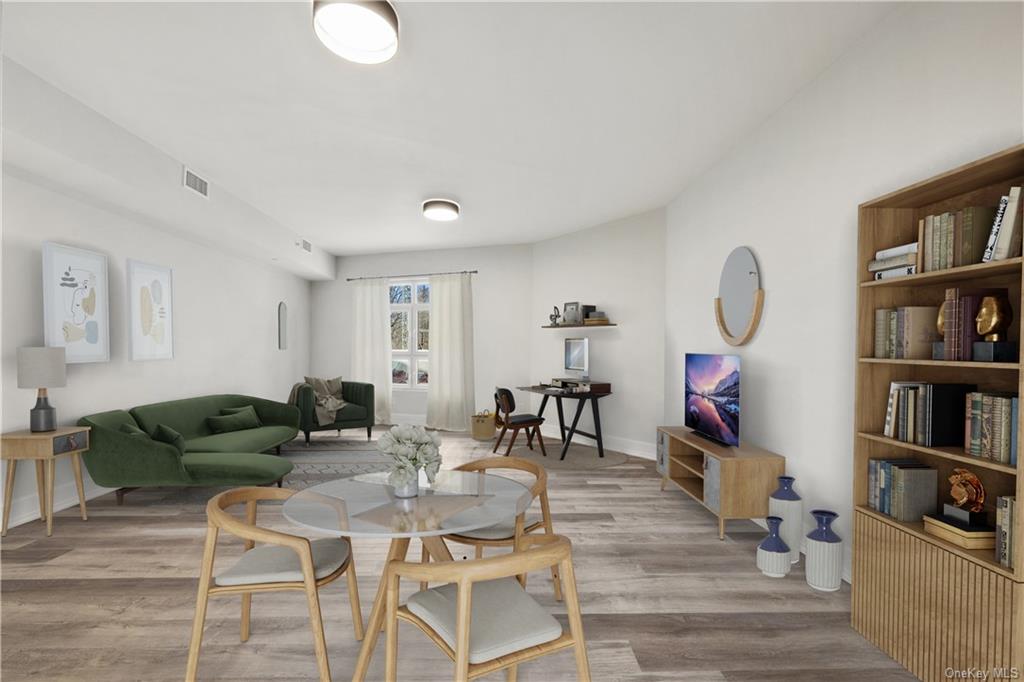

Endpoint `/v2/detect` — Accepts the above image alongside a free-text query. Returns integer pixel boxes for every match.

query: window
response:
[390,281,429,386]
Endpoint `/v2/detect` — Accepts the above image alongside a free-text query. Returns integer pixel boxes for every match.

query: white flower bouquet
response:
[377,425,442,492]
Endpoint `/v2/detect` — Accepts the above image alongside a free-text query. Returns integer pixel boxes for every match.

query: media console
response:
[657,426,785,539]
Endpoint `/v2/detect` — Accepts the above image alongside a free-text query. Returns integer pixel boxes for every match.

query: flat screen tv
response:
[684,353,740,446]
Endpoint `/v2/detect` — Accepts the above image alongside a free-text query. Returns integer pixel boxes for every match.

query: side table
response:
[1,426,91,536]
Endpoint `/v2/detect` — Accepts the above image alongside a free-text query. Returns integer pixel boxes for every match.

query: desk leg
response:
[555,397,566,443]
[71,453,88,521]
[537,394,549,419]
[45,458,55,537]
[559,400,587,461]
[421,535,454,562]
[35,461,46,520]
[591,397,605,458]
[2,460,17,537]
[352,537,410,682]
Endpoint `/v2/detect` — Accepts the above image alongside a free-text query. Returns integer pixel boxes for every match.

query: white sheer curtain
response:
[426,273,475,431]
[350,279,393,425]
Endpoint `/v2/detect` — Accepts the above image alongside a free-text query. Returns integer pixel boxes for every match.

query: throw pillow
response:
[207,409,260,434]
[220,405,262,426]
[304,375,345,400]
[119,423,148,438]
[152,423,186,454]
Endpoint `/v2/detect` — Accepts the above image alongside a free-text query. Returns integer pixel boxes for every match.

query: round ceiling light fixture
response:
[313,1,399,65]
[422,199,460,222]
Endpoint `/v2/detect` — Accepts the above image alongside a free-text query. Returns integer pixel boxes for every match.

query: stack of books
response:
[964,392,1018,465]
[584,311,610,325]
[981,186,1023,263]
[868,242,918,280]
[918,206,996,272]
[996,496,1016,568]
[873,306,939,359]
[884,381,975,446]
[923,514,996,550]
[867,458,937,522]
[941,287,986,361]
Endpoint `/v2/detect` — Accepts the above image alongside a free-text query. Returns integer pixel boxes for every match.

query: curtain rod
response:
[345,269,478,282]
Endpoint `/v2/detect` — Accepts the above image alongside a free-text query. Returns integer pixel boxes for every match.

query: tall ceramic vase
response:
[805,509,843,592]
[768,475,802,564]
[756,516,791,578]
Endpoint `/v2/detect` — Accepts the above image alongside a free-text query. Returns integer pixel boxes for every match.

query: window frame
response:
[390,279,430,390]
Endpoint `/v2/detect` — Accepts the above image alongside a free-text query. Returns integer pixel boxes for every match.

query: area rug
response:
[493,442,630,469]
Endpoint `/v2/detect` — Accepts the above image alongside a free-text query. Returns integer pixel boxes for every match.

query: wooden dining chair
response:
[185,487,364,682]
[420,456,561,600]
[386,534,589,682]
[493,388,546,457]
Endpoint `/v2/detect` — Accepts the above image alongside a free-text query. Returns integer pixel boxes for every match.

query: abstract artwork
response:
[128,259,173,360]
[42,242,110,364]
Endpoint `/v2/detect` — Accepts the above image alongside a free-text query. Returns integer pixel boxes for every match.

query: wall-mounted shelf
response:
[540,324,617,329]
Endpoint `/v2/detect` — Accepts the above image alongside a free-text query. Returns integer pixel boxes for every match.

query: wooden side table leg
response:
[70,453,88,520]
[352,537,410,682]
[45,458,55,537]
[718,517,725,540]
[2,460,18,537]
[35,461,46,520]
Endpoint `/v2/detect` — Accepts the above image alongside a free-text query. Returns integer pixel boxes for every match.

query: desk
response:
[517,385,612,460]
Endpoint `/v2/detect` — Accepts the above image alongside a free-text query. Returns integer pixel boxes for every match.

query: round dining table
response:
[283,470,533,682]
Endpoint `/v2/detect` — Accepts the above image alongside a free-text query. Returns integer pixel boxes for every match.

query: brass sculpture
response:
[948,468,985,513]
[976,295,1013,342]
[936,305,944,338]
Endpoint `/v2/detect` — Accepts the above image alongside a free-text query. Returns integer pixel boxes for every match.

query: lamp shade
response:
[17,347,66,388]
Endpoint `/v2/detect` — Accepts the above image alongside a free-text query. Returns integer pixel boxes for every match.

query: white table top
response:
[282,470,532,539]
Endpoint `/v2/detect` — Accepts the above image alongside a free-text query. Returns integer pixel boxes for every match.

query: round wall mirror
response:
[715,247,764,346]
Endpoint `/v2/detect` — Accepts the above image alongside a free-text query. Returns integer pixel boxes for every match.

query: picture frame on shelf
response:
[128,259,174,361]
[41,242,110,364]
[563,301,581,325]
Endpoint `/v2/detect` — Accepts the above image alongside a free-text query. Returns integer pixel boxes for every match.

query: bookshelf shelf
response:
[859,256,1022,288]
[853,144,1024,678]
[668,475,704,503]
[668,453,704,478]
[857,357,1020,370]
[857,432,1018,475]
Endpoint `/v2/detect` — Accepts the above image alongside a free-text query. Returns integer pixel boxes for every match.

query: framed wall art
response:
[128,259,174,360]
[42,242,110,363]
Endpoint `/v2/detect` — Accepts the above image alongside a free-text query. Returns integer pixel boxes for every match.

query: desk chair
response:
[494,388,546,457]
[185,487,364,682]
[385,534,590,682]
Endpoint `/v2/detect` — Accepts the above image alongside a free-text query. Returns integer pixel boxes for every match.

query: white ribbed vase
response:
[768,482,802,565]
[756,547,791,578]
[805,510,842,592]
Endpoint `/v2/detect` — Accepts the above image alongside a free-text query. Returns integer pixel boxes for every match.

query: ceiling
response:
[2,2,894,256]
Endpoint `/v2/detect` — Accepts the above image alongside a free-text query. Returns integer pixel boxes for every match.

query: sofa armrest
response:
[342,381,375,415]
[294,383,317,432]
[247,396,300,430]
[77,422,189,488]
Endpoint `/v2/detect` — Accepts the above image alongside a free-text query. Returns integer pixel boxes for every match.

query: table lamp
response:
[17,347,66,432]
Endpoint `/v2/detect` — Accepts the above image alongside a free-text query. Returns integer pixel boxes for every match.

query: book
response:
[874,308,894,358]
[961,206,998,265]
[944,212,955,269]
[874,265,917,280]
[982,393,995,459]
[923,514,996,550]
[997,496,1009,566]
[943,288,960,360]
[924,214,936,272]
[991,186,1022,261]
[982,195,1010,262]
[958,295,981,361]
[876,242,919,260]
[968,392,983,456]
[917,383,976,447]
[892,464,937,522]
[1012,396,1019,467]
[868,253,918,272]
[901,306,940,359]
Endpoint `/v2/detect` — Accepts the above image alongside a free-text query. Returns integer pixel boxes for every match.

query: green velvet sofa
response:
[296,381,375,444]
[78,394,299,503]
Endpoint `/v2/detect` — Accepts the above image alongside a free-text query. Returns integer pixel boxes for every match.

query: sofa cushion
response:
[152,424,186,454]
[334,403,368,423]
[214,538,349,586]
[181,452,292,486]
[81,409,139,432]
[207,409,261,434]
[131,395,245,439]
[119,423,149,438]
[406,577,563,664]
[220,405,263,426]
[184,425,296,453]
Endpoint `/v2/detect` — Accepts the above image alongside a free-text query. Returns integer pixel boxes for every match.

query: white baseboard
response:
[390,412,427,426]
[3,478,114,530]
[538,425,655,460]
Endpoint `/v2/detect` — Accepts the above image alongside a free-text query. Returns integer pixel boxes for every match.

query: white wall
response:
[663,2,1024,575]
[530,209,666,456]
[1,170,312,528]
[311,245,534,424]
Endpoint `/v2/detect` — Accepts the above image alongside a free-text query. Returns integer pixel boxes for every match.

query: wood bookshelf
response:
[852,145,1024,680]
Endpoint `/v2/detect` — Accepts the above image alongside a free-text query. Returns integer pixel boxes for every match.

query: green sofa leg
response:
[304,430,310,446]
[367,425,372,440]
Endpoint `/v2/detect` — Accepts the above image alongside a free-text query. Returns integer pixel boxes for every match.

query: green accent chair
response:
[295,381,375,445]
[79,395,299,504]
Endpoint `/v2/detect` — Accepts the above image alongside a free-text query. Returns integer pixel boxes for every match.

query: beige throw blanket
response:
[289,376,348,426]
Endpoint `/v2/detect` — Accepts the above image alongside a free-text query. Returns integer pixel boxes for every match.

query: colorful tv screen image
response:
[684,353,740,446]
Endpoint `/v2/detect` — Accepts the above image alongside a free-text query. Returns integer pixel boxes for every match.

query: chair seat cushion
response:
[508,414,542,426]
[451,517,543,541]
[214,538,350,587]
[184,426,296,453]
[182,452,293,486]
[406,577,563,664]
[333,403,368,423]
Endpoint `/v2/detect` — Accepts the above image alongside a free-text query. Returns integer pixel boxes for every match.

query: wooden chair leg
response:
[506,664,518,682]
[493,425,508,453]
[420,544,430,592]
[504,428,521,456]
[540,491,562,601]
[561,557,591,681]
[535,428,548,457]
[346,552,365,641]
[185,525,218,681]
[240,593,252,642]
[385,572,400,682]
[526,427,535,450]
[475,544,484,559]
[300,554,331,682]
[454,581,473,682]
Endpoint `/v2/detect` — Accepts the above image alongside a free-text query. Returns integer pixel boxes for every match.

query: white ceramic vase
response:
[805,510,843,592]
[768,476,802,565]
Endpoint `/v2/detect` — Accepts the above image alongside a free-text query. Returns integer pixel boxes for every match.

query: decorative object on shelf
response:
[16,347,66,432]
[42,242,110,363]
[805,509,842,592]
[278,301,288,350]
[128,260,174,361]
[769,476,802,564]
[948,467,985,513]
[715,246,764,346]
[377,424,441,498]
[563,301,582,325]
[549,306,561,326]
[973,294,1018,361]
[756,516,791,578]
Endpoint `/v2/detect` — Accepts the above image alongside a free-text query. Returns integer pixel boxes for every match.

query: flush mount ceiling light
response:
[313,1,399,65]
[422,199,460,222]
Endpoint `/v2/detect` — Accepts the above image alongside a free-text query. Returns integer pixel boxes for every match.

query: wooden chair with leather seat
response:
[385,534,590,682]
[185,487,364,682]
[493,388,546,457]
[420,456,562,600]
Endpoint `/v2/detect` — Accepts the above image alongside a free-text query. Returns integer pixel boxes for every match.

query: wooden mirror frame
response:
[714,289,764,346]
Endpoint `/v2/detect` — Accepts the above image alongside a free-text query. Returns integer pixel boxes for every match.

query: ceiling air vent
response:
[297,239,312,253]
[182,167,209,198]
